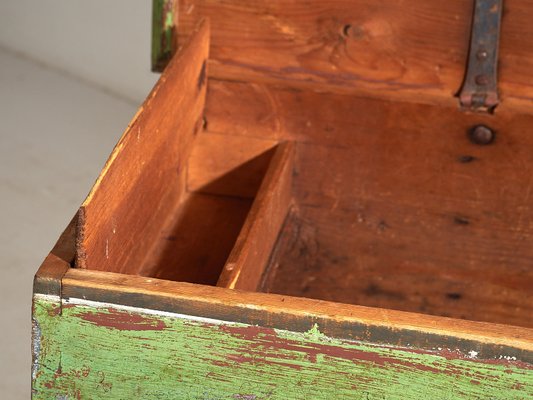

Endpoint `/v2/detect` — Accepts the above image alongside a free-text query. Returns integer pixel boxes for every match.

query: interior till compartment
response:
[205,80,533,329]
[75,22,532,329]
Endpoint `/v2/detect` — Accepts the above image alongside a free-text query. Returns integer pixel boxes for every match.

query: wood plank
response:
[60,268,533,355]
[136,134,287,283]
[204,80,533,327]
[263,204,533,328]
[204,79,533,147]
[33,254,70,298]
[187,132,278,198]
[51,213,77,263]
[217,142,295,291]
[32,290,533,399]
[177,0,533,112]
[76,20,210,274]
[137,192,252,284]
[33,215,77,296]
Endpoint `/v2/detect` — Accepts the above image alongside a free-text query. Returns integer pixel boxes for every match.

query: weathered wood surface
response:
[151,0,178,71]
[217,142,294,291]
[33,216,76,296]
[138,135,291,284]
[76,20,209,274]
[58,268,533,356]
[204,80,533,328]
[32,3,533,398]
[138,192,252,284]
[187,132,278,198]
[176,0,533,112]
[32,265,533,399]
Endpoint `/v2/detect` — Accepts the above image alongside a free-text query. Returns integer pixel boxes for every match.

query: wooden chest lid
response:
[157,0,533,113]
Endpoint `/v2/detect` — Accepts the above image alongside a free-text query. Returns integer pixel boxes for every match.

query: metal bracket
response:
[458,0,503,113]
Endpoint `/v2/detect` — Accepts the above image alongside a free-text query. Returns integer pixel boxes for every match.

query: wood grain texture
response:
[177,0,533,112]
[137,192,252,284]
[76,20,210,274]
[205,80,533,328]
[33,215,77,296]
[136,134,289,283]
[187,132,278,198]
[32,293,533,399]
[60,268,533,355]
[50,214,77,263]
[33,254,70,298]
[32,2,533,397]
[217,142,294,290]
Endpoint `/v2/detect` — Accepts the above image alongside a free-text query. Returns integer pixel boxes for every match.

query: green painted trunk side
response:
[32,295,532,399]
[152,0,175,72]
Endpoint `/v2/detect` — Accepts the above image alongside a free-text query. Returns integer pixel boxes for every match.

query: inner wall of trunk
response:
[138,144,277,284]
[204,80,533,328]
[139,192,252,284]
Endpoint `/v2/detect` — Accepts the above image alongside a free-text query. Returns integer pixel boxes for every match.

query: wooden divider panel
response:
[76,20,210,274]
[217,142,295,291]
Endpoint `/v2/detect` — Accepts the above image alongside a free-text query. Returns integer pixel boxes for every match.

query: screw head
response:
[469,125,495,145]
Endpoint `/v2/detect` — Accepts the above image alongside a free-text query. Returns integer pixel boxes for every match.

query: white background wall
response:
[0,0,158,103]
[0,2,160,398]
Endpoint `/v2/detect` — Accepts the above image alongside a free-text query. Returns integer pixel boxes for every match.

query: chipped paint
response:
[469,350,479,359]
[61,295,230,326]
[151,0,176,72]
[306,323,326,339]
[31,317,41,381]
[32,295,533,399]
[227,268,242,289]
[74,307,168,331]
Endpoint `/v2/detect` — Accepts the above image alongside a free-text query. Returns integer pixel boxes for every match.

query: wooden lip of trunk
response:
[35,11,532,381]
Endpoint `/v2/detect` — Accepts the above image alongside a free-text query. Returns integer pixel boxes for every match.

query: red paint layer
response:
[220,325,443,374]
[76,308,168,331]
[218,324,530,381]
[226,354,302,370]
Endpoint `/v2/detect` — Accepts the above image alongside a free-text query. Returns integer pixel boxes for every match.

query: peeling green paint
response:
[152,0,175,72]
[32,295,532,399]
[306,323,326,339]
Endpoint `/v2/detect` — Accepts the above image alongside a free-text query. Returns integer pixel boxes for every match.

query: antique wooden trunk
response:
[32,1,533,398]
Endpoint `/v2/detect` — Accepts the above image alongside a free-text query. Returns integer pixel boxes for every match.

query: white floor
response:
[0,47,140,398]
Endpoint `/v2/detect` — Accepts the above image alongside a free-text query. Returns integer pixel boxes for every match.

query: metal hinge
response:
[458,0,503,113]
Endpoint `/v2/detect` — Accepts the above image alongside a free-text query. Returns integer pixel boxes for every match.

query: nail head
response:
[476,49,488,61]
[469,125,495,145]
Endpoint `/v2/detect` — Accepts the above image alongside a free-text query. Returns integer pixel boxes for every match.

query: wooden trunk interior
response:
[204,80,533,329]
[75,12,532,331]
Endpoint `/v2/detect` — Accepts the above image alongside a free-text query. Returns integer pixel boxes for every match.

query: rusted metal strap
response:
[458,0,503,113]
